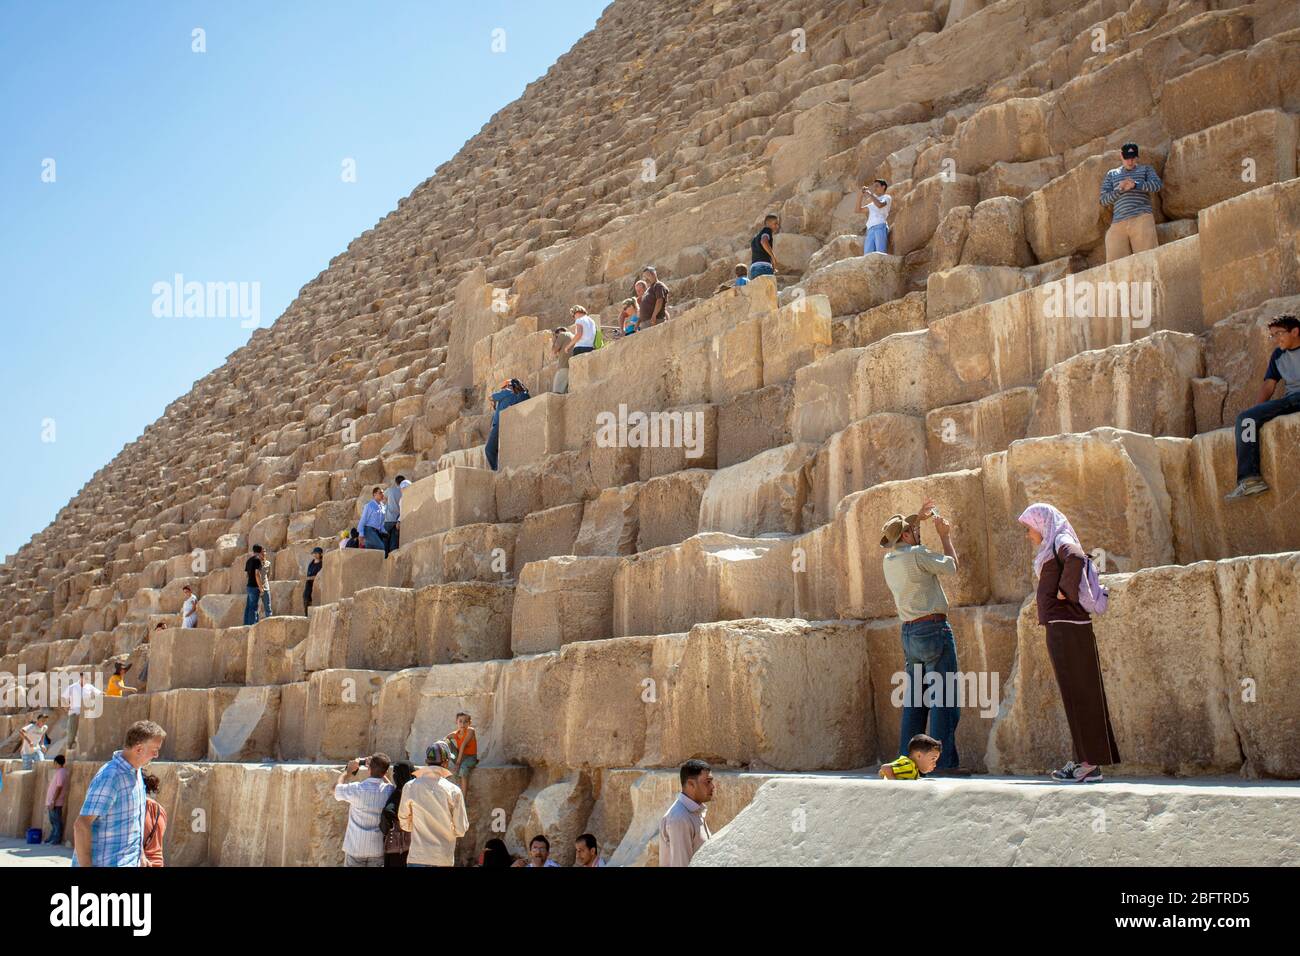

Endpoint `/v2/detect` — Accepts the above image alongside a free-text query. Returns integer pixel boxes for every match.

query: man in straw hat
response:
[879,499,963,773]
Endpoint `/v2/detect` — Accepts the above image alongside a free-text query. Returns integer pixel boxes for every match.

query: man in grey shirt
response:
[880,499,962,772]
[1227,315,1300,499]
[384,475,410,555]
[1099,142,1163,262]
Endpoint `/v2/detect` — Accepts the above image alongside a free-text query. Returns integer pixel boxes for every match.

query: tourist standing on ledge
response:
[73,719,167,867]
[484,378,531,471]
[568,304,598,356]
[857,179,892,255]
[637,266,670,328]
[303,547,324,612]
[61,671,101,755]
[1099,142,1162,262]
[243,543,269,625]
[20,712,48,770]
[399,741,468,867]
[141,772,167,867]
[659,758,714,867]
[1226,314,1300,500]
[879,500,962,772]
[181,584,198,628]
[749,214,780,279]
[1018,503,1120,784]
[384,475,409,555]
[551,325,575,392]
[617,296,639,336]
[359,487,388,552]
[45,754,69,844]
[335,753,394,867]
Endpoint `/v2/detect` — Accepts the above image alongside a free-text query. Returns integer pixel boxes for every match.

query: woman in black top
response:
[303,547,323,612]
[1018,503,1120,783]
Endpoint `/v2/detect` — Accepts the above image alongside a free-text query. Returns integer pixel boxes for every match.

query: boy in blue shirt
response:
[1227,314,1300,499]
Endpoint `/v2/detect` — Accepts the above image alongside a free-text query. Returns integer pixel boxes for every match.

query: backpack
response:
[1059,547,1109,615]
[593,326,606,350]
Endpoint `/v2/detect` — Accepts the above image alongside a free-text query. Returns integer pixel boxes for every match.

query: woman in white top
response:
[568,305,598,356]
[857,179,892,255]
[181,585,198,628]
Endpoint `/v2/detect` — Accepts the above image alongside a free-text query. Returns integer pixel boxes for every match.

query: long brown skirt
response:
[1045,621,1121,766]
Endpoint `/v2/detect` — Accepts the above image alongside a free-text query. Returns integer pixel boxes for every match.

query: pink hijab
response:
[1018,503,1082,578]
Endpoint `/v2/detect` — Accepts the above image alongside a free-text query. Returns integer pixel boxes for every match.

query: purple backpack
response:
[1076,551,1110,615]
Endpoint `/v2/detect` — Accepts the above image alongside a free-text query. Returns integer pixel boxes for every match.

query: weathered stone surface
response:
[699,443,816,538]
[414,582,513,665]
[511,556,620,655]
[809,414,927,527]
[799,255,906,316]
[1163,110,1298,219]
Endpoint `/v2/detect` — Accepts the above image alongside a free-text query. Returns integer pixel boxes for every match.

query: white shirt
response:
[866,192,891,228]
[574,314,597,348]
[398,768,468,866]
[62,681,102,716]
[20,722,47,755]
[182,595,198,624]
[658,793,711,867]
[334,776,395,860]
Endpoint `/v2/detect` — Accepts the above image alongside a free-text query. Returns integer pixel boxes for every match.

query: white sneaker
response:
[1225,477,1269,501]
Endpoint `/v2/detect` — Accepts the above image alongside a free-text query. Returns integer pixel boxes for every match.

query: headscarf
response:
[1018,503,1082,578]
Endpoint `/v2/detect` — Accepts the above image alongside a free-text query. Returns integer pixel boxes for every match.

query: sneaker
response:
[1049,761,1079,781]
[1076,765,1104,783]
[1225,477,1269,501]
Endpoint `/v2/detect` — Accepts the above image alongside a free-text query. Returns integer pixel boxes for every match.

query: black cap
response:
[311,547,323,554]
[1121,143,1139,158]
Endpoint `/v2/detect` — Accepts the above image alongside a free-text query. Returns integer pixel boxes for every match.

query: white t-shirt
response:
[574,314,597,348]
[182,594,198,623]
[20,722,47,754]
[866,193,891,229]
[63,681,101,715]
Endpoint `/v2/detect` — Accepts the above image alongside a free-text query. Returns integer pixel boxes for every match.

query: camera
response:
[354,757,368,768]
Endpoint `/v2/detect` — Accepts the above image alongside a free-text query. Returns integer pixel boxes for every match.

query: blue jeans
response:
[244,586,261,626]
[864,224,889,254]
[363,527,387,551]
[898,620,961,770]
[384,521,399,555]
[1234,393,1300,481]
[485,422,500,471]
[22,751,44,771]
[748,261,774,279]
[47,807,64,844]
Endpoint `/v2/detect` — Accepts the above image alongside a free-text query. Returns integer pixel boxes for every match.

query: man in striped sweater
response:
[1099,142,1163,262]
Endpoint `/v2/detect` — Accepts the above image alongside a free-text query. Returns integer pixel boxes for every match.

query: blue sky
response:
[0,0,609,561]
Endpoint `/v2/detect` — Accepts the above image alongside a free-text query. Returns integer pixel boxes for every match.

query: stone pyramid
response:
[3,0,1300,866]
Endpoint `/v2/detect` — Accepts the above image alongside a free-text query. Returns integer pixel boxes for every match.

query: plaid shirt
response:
[75,751,144,867]
[335,776,394,860]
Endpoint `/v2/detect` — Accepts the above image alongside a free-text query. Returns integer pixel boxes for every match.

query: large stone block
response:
[246,617,309,686]
[304,669,386,761]
[208,685,282,761]
[1163,110,1298,219]
[760,294,832,385]
[511,556,620,655]
[414,582,513,665]
[1198,179,1300,326]
[716,383,793,469]
[925,264,1031,322]
[891,173,980,257]
[386,523,518,590]
[636,404,718,478]
[810,413,928,527]
[926,388,1035,474]
[402,467,497,541]
[699,443,816,538]
[1160,37,1300,140]
[346,586,416,670]
[498,392,566,471]
[514,502,585,568]
[953,97,1051,174]
[573,484,640,557]
[196,594,245,629]
[636,469,712,552]
[149,689,210,760]
[314,547,385,605]
[799,255,906,316]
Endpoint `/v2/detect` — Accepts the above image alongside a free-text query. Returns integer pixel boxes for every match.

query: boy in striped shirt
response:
[1099,143,1163,262]
[880,734,943,780]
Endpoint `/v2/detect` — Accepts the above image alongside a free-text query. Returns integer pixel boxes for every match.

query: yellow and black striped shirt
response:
[884,755,920,780]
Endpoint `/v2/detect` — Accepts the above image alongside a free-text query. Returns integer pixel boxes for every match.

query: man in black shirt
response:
[749,214,780,279]
[243,544,267,626]
[304,547,324,613]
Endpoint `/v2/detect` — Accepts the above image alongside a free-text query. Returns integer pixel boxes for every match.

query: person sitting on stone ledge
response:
[341,527,360,549]
[617,297,639,336]
[715,264,750,295]
[574,832,606,867]
[478,837,513,867]
[658,758,714,867]
[551,326,575,393]
[880,500,962,773]
[1099,142,1162,263]
[444,711,478,802]
[335,752,394,867]
[879,733,942,780]
[637,266,670,329]
[106,661,138,697]
[1226,314,1300,500]
[512,833,560,867]
[180,584,197,628]
[858,179,892,255]
[749,214,780,279]
[485,378,531,471]
[360,487,389,552]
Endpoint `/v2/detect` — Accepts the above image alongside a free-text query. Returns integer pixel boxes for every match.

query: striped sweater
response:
[1099,164,1163,222]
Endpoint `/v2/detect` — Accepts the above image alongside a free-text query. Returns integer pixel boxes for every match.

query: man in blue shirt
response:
[1227,315,1300,500]
[73,719,166,867]
[1099,143,1163,262]
[359,486,388,552]
[485,379,530,471]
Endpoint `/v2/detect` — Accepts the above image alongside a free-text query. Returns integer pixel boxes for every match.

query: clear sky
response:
[0,0,609,562]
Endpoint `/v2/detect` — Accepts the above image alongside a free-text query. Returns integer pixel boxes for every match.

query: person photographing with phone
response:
[857,179,891,255]
[879,498,964,773]
[333,753,394,867]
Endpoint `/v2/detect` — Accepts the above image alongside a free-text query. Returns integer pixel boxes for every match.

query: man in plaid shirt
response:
[73,719,167,867]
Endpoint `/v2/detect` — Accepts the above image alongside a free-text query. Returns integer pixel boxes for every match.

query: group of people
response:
[356,475,411,554]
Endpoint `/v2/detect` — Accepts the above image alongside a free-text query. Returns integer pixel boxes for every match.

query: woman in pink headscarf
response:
[1018,503,1120,783]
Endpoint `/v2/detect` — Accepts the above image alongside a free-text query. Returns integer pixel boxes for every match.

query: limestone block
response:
[1028,330,1204,439]
[207,763,347,866]
[800,255,905,316]
[498,392,566,471]
[373,661,507,768]
[925,264,1031,322]
[926,387,1035,474]
[149,626,219,691]
[304,669,386,761]
[982,428,1175,603]
[773,233,822,273]
[314,547,385,605]
[637,404,718,479]
[574,485,640,557]
[953,97,1051,174]
[386,524,518,590]
[276,682,309,759]
[810,413,928,527]
[414,582,514,665]
[716,383,792,469]
[511,556,621,655]
[457,765,531,866]
[760,294,832,386]
[1163,110,1298,219]
[1044,51,1155,153]
[207,685,282,761]
[245,617,309,686]
[636,469,713,553]
[296,471,332,510]
[977,156,1064,202]
[699,443,816,538]
[514,502,585,568]
[250,513,289,552]
[505,770,595,865]
[402,467,497,541]
[1198,179,1300,326]
[78,693,151,760]
[960,196,1034,267]
[891,173,980,257]
[1160,38,1300,140]
[346,586,416,670]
